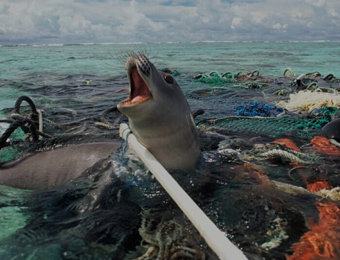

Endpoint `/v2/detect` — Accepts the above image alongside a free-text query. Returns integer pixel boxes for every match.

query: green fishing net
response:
[195,71,241,85]
[0,128,25,163]
[198,116,330,140]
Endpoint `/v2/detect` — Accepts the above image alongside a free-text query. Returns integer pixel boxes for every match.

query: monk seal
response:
[0,55,199,189]
[117,54,200,171]
[0,142,120,190]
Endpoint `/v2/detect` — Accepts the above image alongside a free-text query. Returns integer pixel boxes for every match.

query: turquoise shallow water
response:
[1,42,340,78]
[1,41,339,111]
[0,41,338,124]
[1,42,340,259]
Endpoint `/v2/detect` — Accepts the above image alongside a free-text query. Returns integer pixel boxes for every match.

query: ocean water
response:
[1,41,340,259]
[1,41,340,110]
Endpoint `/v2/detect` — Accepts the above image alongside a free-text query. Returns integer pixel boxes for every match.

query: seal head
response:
[117,55,200,171]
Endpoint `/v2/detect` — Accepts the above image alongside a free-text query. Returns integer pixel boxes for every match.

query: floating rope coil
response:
[259,149,315,164]
[283,68,295,77]
[0,96,52,162]
[0,118,39,149]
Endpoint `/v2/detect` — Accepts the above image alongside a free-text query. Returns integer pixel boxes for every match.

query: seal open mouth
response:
[121,67,152,106]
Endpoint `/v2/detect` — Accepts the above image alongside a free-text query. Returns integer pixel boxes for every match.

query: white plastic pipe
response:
[37,109,43,132]
[119,123,248,260]
[0,122,9,136]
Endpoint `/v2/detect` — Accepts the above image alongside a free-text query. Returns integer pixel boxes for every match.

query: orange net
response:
[311,136,340,156]
[306,180,333,192]
[273,138,301,152]
[233,162,269,184]
[287,202,340,260]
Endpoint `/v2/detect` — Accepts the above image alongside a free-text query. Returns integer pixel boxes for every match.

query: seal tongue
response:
[130,69,151,103]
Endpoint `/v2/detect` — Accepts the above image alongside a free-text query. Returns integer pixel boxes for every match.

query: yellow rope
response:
[277,90,340,112]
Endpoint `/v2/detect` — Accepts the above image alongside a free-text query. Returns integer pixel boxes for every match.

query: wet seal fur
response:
[117,54,200,171]
[322,118,340,141]
[0,142,120,190]
[0,55,199,190]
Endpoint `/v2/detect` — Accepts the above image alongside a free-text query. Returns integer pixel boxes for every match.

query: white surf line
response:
[119,123,248,260]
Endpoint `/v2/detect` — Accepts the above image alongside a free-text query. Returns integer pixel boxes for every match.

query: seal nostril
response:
[136,55,151,76]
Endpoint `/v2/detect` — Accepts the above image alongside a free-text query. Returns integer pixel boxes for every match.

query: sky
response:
[0,0,339,44]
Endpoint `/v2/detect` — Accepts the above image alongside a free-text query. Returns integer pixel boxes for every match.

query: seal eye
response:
[164,74,174,84]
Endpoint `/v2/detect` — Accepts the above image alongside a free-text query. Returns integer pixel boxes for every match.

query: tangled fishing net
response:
[193,68,340,259]
[277,90,340,112]
[2,67,340,260]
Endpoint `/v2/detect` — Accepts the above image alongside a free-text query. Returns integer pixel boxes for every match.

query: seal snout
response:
[118,55,153,107]
[136,55,151,77]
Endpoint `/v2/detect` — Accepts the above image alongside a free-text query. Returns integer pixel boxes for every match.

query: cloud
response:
[305,0,325,7]
[272,23,288,32]
[0,0,339,44]
[231,17,243,30]
[115,1,166,38]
